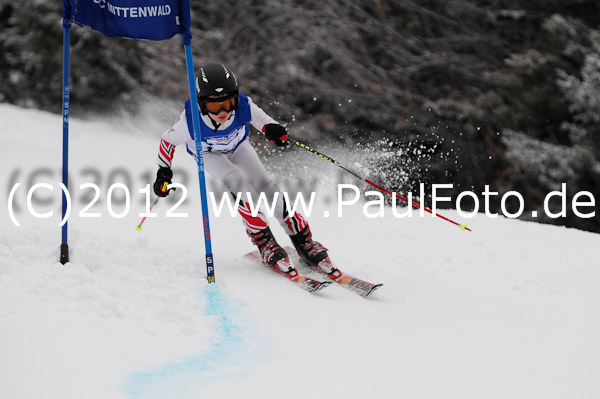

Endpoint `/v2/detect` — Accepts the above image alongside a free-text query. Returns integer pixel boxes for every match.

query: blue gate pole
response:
[183,43,216,283]
[60,25,71,265]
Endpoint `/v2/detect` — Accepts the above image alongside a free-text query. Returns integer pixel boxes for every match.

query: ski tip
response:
[361,283,383,298]
[309,281,332,293]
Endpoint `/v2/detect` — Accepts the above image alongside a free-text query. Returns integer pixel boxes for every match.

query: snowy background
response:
[1,104,599,399]
[2,1,600,232]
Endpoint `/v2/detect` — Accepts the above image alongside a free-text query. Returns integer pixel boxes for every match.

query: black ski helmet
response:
[196,62,239,115]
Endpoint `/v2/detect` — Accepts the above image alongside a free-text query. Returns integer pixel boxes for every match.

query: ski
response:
[325,268,383,298]
[244,251,332,293]
[284,247,383,298]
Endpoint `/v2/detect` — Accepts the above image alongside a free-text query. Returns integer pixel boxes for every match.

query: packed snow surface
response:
[1,104,599,399]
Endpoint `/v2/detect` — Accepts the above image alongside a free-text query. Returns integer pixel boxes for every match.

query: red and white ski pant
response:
[203,139,308,235]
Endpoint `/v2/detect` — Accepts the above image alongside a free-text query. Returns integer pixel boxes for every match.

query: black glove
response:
[264,123,289,147]
[153,167,173,197]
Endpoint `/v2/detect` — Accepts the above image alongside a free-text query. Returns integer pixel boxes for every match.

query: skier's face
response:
[209,109,233,124]
[206,93,235,124]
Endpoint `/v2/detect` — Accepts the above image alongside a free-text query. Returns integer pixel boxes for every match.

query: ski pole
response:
[288,137,471,232]
[135,196,160,231]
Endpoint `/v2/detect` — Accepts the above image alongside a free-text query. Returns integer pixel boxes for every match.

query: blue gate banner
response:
[62,0,191,42]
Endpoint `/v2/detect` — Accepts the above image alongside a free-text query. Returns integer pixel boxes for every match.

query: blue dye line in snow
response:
[123,284,267,399]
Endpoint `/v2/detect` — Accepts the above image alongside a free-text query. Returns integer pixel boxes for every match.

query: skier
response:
[152,62,333,275]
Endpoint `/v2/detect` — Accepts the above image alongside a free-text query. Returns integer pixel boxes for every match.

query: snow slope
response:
[1,104,599,399]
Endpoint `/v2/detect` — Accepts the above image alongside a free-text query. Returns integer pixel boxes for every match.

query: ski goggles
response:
[202,93,238,115]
